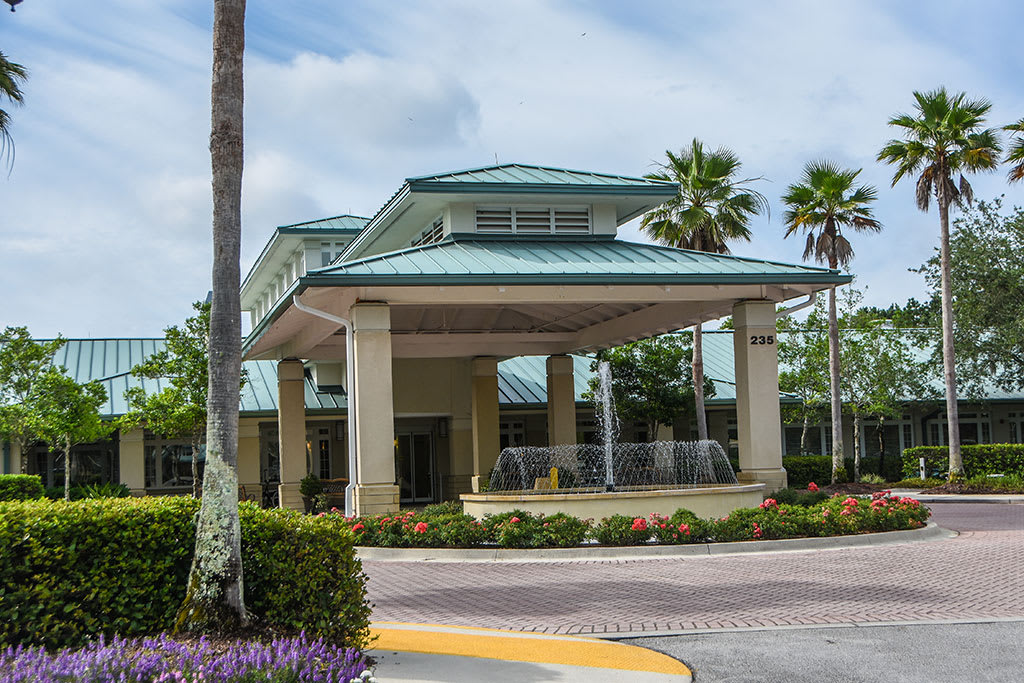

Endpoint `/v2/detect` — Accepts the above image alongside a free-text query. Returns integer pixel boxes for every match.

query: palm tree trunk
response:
[828,285,844,482]
[693,323,708,440]
[938,197,963,478]
[176,0,248,634]
[852,412,861,482]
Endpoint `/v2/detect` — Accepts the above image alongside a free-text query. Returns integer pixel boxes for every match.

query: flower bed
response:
[0,632,371,683]
[329,490,929,549]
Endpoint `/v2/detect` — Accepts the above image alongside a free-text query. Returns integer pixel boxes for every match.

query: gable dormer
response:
[240,215,368,328]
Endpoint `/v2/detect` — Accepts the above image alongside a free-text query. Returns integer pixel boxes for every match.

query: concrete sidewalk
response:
[367,622,692,682]
[891,489,1024,504]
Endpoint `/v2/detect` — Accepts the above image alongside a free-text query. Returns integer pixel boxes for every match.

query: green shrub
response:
[771,487,829,507]
[891,477,945,489]
[0,474,44,501]
[903,444,1024,479]
[592,514,653,546]
[538,512,591,547]
[0,497,370,650]
[650,509,709,544]
[298,473,323,497]
[420,500,463,517]
[484,510,546,548]
[783,456,832,488]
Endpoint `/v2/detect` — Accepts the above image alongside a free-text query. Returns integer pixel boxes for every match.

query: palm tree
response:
[782,161,880,483]
[0,50,28,171]
[1005,118,1024,183]
[642,139,768,441]
[877,88,1001,479]
[175,0,248,634]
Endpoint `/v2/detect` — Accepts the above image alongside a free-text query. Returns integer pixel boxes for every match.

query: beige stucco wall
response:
[461,484,766,521]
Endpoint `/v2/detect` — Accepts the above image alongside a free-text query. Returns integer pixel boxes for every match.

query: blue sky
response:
[2,0,1022,337]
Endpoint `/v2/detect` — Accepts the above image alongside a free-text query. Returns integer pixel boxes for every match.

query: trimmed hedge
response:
[782,455,903,487]
[0,474,44,501]
[0,497,370,650]
[902,444,1024,479]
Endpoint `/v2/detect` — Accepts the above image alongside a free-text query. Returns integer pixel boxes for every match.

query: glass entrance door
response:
[396,432,435,503]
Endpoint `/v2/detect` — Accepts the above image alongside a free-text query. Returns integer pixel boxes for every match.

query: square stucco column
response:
[470,357,499,492]
[352,303,400,515]
[119,427,146,496]
[733,300,787,491]
[277,358,307,510]
[546,355,577,447]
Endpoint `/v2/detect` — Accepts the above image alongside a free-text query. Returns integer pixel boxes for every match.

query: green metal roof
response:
[277,215,369,233]
[312,235,850,286]
[406,164,678,195]
[497,355,593,405]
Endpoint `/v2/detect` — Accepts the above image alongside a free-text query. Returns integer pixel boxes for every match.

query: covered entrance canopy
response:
[242,233,850,514]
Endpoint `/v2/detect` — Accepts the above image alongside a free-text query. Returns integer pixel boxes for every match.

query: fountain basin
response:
[461,482,766,521]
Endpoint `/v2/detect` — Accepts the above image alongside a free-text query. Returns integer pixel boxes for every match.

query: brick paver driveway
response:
[363,503,1024,635]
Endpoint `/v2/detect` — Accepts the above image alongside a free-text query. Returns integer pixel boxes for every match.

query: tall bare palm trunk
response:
[938,196,963,477]
[176,0,248,634]
[828,285,844,482]
[852,412,861,481]
[693,322,708,440]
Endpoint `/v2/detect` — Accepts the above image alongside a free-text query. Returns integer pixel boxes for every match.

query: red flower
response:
[352,523,365,532]
[414,522,429,533]
[759,498,778,509]
[631,517,647,531]
[678,523,690,535]
[807,482,819,492]
[510,517,521,524]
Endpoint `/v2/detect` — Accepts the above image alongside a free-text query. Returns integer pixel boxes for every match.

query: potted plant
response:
[299,473,323,513]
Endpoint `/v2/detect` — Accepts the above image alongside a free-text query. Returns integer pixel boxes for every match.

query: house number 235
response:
[750,335,775,345]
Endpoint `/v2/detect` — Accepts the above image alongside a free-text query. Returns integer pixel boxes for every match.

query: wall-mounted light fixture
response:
[438,418,448,439]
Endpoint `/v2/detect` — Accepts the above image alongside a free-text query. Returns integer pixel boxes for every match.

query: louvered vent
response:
[476,207,514,233]
[475,206,591,235]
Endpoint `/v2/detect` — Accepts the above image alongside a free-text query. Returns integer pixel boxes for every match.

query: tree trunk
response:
[937,196,963,478]
[693,323,708,440]
[877,417,886,479]
[828,285,844,482]
[63,437,72,501]
[852,412,861,482]
[176,0,248,635]
[800,411,811,455]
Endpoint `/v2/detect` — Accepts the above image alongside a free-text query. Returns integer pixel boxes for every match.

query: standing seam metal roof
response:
[405,163,677,188]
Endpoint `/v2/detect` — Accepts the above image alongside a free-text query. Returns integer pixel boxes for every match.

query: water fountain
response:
[460,361,765,520]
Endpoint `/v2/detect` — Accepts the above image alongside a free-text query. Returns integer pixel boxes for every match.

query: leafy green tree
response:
[782,160,881,482]
[0,50,27,171]
[777,302,830,455]
[176,0,249,635]
[123,302,212,498]
[878,87,1002,479]
[836,288,934,480]
[589,335,711,441]
[918,198,1024,396]
[0,327,66,473]
[1005,118,1024,183]
[641,139,767,442]
[32,371,111,500]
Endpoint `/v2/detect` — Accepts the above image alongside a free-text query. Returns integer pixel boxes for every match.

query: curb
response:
[904,495,1024,504]
[356,521,954,563]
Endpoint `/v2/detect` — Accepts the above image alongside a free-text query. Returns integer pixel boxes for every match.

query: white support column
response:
[277,358,307,510]
[546,355,577,446]
[351,303,400,515]
[733,300,787,491]
[119,427,146,495]
[470,357,499,492]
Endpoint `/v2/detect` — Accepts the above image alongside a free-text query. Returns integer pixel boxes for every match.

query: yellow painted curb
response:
[370,623,691,676]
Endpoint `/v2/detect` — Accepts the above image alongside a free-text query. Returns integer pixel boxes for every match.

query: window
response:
[411,216,444,247]
[27,439,118,489]
[145,432,205,489]
[926,413,991,446]
[475,206,591,235]
[320,241,347,267]
[499,421,526,450]
[1008,413,1024,443]
[860,416,914,459]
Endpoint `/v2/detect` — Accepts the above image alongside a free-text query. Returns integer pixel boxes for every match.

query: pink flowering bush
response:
[592,514,655,546]
[651,509,709,544]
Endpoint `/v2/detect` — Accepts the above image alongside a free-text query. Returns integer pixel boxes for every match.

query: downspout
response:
[292,295,358,517]
[775,291,817,320]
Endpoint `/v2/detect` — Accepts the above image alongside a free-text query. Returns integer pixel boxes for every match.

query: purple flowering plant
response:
[0,632,370,683]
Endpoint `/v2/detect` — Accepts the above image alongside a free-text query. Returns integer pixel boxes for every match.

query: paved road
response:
[363,503,1024,635]
[631,621,1024,683]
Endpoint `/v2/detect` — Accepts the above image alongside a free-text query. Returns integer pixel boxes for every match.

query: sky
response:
[2,0,1023,338]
